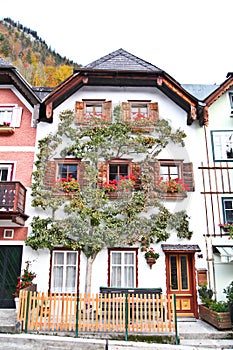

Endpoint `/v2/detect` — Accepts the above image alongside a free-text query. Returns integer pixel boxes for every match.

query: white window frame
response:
[211,130,233,161]
[222,197,233,224]
[3,229,14,239]
[0,104,22,128]
[110,250,136,288]
[51,250,78,293]
[0,163,13,181]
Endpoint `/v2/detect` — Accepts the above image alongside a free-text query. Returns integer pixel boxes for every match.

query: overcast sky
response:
[1,0,233,84]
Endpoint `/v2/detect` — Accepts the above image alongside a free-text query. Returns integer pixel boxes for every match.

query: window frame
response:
[211,130,233,162]
[3,229,14,239]
[158,160,183,180]
[108,248,138,288]
[0,104,22,128]
[0,163,14,181]
[55,159,80,182]
[50,250,79,293]
[222,197,233,224]
[108,160,130,183]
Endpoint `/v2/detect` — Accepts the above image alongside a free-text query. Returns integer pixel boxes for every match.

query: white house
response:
[22,49,231,319]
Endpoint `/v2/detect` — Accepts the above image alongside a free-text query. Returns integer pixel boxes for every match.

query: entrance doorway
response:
[165,252,198,318]
[0,245,22,308]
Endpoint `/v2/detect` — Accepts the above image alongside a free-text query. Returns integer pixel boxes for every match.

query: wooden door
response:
[0,245,22,308]
[166,253,197,317]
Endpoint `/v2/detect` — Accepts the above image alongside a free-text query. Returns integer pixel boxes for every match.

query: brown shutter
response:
[75,101,84,124]
[79,161,89,187]
[103,101,112,122]
[44,161,56,189]
[98,161,108,188]
[149,102,159,122]
[130,162,141,190]
[149,161,160,190]
[183,162,195,192]
[121,102,131,123]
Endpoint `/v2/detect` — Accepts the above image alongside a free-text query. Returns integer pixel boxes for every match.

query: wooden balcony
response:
[0,181,29,226]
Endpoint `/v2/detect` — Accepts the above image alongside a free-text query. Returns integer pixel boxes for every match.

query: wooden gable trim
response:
[204,77,233,107]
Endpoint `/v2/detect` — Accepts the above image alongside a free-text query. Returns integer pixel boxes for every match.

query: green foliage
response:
[209,301,228,313]
[26,109,193,261]
[223,280,233,304]
[198,285,214,307]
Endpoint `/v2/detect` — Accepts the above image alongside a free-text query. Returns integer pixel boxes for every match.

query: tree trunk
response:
[85,255,97,295]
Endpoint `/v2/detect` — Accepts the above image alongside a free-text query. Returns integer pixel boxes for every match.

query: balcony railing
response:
[0,181,28,226]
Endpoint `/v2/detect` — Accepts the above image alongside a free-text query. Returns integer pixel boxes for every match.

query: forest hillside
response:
[0,18,81,87]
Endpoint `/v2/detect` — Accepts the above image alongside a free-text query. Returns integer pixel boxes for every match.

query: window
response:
[131,102,148,121]
[0,104,22,127]
[58,163,78,180]
[3,229,14,239]
[211,130,233,161]
[51,251,78,293]
[222,198,233,223]
[160,164,179,180]
[155,160,194,193]
[0,164,13,181]
[229,93,233,109]
[110,250,136,288]
[75,100,112,124]
[109,163,129,182]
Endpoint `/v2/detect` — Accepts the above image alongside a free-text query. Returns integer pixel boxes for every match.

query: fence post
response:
[24,291,31,333]
[174,294,178,345]
[125,293,128,341]
[75,293,79,338]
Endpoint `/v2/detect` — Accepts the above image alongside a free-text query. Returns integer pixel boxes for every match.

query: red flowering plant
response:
[218,222,233,239]
[144,247,160,260]
[13,261,36,297]
[83,113,107,124]
[0,121,11,127]
[57,177,80,193]
[156,177,189,193]
[131,113,153,126]
[103,174,136,193]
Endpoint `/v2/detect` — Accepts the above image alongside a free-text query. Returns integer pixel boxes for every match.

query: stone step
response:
[180,338,233,349]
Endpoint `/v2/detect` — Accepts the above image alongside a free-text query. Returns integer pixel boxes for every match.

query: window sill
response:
[131,125,154,133]
[0,127,15,135]
[159,192,187,200]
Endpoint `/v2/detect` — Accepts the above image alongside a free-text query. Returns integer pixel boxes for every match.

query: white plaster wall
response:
[33,85,209,294]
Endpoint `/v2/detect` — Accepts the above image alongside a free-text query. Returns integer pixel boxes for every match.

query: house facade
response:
[24,49,213,319]
[198,76,233,301]
[0,57,41,307]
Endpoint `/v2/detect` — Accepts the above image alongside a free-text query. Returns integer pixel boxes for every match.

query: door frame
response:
[162,245,200,318]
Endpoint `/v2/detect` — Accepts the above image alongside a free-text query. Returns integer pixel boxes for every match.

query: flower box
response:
[131,125,155,133]
[199,305,232,330]
[160,192,187,200]
[0,126,14,135]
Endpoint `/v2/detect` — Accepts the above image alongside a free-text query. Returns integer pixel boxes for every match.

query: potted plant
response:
[223,281,233,323]
[156,177,189,193]
[57,177,80,193]
[13,260,37,310]
[218,223,233,239]
[198,284,232,329]
[145,247,160,269]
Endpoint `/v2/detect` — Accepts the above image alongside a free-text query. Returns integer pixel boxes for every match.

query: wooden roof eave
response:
[204,76,233,107]
[0,68,41,106]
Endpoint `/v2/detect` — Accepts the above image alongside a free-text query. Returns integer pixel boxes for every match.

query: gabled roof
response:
[42,49,201,125]
[203,74,233,106]
[0,56,41,107]
[84,48,162,72]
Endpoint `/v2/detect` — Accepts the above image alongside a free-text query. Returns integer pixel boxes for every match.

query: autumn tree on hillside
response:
[26,109,192,294]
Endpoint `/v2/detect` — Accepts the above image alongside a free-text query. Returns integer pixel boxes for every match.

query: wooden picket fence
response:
[17,291,176,335]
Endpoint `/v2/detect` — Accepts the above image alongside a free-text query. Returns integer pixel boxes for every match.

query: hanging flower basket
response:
[144,247,159,269]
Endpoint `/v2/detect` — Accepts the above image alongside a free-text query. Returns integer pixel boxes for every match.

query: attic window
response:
[0,104,22,128]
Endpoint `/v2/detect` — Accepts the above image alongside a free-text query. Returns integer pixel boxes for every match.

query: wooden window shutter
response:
[44,161,56,189]
[149,161,160,189]
[130,162,141,190]
[11,106,22,127]
[98,161,108,188]
[121,102,131,123]
[103,101,112,122]
[79,161,89,187]
[149,102,159,122]
[75,101,85,124]
[183,162,195,192]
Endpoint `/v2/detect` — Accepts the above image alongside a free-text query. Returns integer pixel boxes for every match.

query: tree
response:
[26,109,192,294]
